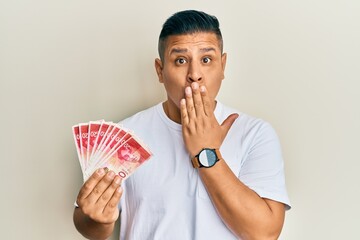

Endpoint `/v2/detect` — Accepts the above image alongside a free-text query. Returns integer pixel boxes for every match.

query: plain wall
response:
[1,1,359,239]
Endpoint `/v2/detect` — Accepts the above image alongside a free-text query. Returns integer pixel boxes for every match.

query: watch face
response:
[198,149,217,167]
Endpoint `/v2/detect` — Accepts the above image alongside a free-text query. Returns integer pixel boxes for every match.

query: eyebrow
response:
[169,47,217,55]
[200,47,216,53]
[170,48,188,55]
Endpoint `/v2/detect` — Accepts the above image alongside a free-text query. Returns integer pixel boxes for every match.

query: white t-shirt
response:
[119,102,291,240]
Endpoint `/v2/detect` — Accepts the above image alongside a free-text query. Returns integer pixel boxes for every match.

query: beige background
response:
[1,0,359,239]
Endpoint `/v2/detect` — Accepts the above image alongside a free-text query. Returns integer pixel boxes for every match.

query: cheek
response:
[161,74,185,99]
[206,73,224,98]
[162,69,187,88]
[208,84,221,100]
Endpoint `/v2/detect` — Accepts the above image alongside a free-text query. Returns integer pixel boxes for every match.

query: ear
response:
[155,58,164,83]
[221,53,227,80]
[221,53,227,71]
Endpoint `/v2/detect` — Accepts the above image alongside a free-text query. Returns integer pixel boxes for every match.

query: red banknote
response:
[72,121,152,181]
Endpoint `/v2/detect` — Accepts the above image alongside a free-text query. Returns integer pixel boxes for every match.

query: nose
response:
[187,61,202,82]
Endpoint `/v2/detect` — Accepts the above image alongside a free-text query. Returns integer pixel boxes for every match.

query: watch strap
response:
[192,155,201,168]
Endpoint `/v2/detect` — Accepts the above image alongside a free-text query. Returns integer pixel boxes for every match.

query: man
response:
[74,10,291,240]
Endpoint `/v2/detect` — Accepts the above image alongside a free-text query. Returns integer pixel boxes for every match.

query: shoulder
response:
[120,103,161,126]
[218,102,277,139]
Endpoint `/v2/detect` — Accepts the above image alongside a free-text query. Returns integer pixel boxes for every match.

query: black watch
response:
[191,148,221,168]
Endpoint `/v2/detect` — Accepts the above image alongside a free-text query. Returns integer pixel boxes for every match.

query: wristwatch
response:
[191,148,221,168]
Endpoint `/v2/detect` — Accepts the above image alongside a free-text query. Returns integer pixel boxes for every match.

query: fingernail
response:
[192,82,198,89]
[180,98,186,105]
[97,168,105,176]
[200,86,206,92]
[114,177,121,185]
[108,171,115,178]
[103,167,109,173]
[185,87,192,95]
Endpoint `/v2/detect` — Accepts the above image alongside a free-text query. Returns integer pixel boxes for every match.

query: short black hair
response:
[158,10,223,61]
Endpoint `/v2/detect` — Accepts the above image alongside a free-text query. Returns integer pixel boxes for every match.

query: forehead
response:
[164,32,222,53]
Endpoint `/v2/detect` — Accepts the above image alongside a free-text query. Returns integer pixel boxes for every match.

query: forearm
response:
[73,207,115,240]
[199,160,284,240]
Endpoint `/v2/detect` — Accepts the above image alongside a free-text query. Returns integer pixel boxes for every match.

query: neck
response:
[163,100,182,124]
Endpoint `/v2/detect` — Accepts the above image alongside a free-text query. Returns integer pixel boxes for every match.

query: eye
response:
[175,58,187,65]
[202,57,211,64]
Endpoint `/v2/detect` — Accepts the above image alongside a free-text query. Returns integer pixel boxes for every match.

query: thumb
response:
[221,113,239,136]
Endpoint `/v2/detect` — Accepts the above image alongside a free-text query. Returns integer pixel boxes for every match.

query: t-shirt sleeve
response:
[239,121,291,209]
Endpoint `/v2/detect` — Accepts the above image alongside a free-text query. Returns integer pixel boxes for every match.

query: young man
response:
[74,10,291,240]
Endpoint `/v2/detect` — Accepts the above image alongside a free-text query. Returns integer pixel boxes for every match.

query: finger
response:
[191,82,205,117]
[180,98,189,125]
[200,85,212,117]
[185,86,196,119]
[221,113,239,136]
[97,176,122,206]
[85,170,116,203]
[103,186,123,216]
[77,168,107,201]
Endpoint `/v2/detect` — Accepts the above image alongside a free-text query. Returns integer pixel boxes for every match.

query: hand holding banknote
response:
[76,168,122,225]
[72,120,152,234]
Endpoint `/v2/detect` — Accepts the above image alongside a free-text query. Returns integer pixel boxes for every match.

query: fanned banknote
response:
[72,121,152,181]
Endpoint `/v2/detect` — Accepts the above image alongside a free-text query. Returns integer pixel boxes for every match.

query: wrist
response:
[191,148,222,168]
